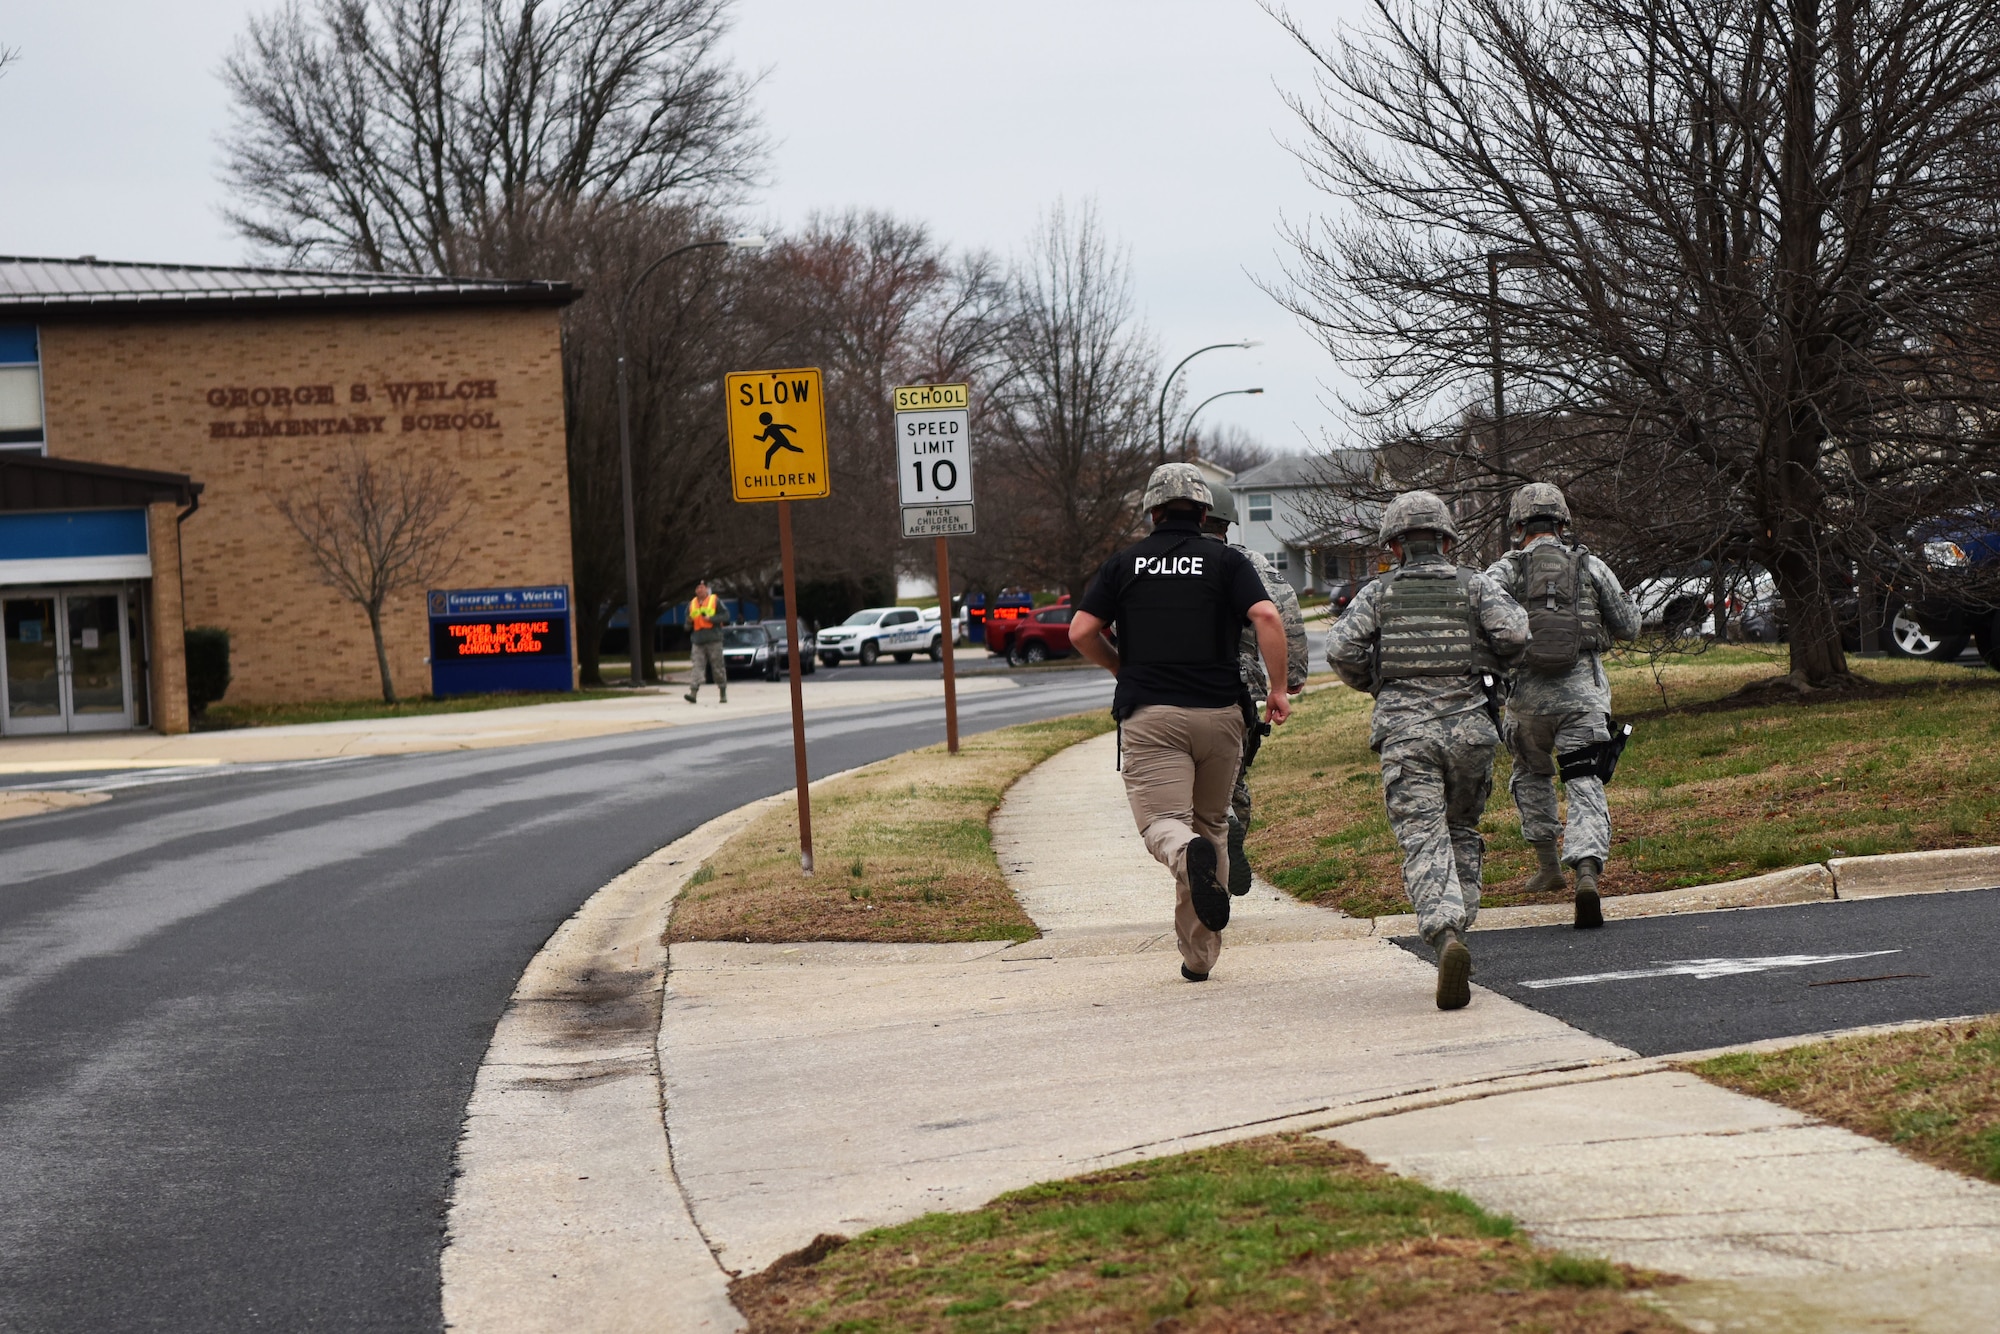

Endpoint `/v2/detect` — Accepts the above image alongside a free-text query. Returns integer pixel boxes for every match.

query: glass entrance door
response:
[3,596,64,734]
[64,593,132,730]
[0,589,134,734]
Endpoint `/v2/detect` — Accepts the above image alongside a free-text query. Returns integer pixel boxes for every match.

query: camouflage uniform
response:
[1484,535,1640,868]
[1326,551,1528,945]
[1226,545,1308,825]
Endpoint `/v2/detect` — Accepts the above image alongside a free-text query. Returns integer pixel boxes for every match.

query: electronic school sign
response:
[427,585,573,696]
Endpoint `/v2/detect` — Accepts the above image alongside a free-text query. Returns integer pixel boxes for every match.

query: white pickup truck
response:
[814,606,943,666]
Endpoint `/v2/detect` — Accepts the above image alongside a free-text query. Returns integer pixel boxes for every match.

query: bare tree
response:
[1274,0,2000,688]
[220,0,764,272]
[275,448,469,701]
[990,202,1160,601]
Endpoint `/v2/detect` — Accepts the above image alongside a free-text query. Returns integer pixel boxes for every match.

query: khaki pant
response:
[687,640,727,697]
[1119,703,1247,974]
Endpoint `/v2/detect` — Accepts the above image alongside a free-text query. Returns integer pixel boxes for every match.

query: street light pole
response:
[1157,339,1259,465]
[615,234,766,687]
[1180,387,1264,459]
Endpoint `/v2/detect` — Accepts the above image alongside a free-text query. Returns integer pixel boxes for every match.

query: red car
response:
[990,604,1077,665]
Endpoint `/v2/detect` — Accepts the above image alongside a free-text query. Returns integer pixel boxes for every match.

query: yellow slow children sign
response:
[725,367,829,502]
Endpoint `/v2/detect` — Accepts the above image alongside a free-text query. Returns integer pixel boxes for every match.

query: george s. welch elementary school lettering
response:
[204,376,507,437]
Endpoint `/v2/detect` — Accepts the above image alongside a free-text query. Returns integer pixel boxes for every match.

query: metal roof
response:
[0,255,577,317]
[1229,450,1377,490]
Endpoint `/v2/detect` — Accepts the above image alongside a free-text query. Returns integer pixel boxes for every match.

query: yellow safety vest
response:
[689,595,720,632]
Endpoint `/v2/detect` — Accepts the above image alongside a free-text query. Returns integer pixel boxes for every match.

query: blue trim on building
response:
[0,509,148,559]
[0,325,36,365]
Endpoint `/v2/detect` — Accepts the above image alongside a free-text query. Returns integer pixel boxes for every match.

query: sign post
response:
[726,366,830,873]
[895,383,973,754]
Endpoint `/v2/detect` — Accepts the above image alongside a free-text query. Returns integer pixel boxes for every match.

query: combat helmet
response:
[1377,489,1461,545]
[1204,484,1237,525]
[1141,462,1214,512]
[1508,482,1571,528]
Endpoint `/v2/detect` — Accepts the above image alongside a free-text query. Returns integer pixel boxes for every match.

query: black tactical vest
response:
[1116,534,1237,668]
[1376,566,1500,680]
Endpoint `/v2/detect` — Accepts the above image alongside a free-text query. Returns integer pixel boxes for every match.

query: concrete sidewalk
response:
[1333,1069,2000,1331]
[450,717,2000,1332]
[656,729,1629,1276]
[0,674,1017,772]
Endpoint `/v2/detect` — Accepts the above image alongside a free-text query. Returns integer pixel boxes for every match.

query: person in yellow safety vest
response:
[684,579,733,703]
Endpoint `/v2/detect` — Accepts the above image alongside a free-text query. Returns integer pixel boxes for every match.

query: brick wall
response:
[39,305,574,705]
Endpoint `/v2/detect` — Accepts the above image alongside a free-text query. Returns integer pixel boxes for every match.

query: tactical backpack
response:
[1518,543,1603,675]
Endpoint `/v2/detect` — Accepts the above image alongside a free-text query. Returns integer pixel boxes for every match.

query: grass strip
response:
[670,711,1114,944]
[1689,1017,2000,1184]
[731,1134,1679,1333]
[1249,650,2000,916]
[200,689,627,729]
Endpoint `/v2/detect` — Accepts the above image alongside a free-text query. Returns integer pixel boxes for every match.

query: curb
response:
[439,797,777,1334]
[1829,846,2000,898]
[1364,849,1998,938]
[441,757,884,1334]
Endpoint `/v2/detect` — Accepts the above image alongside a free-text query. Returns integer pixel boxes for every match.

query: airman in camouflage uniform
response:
[1484,483,1640,928]
[1325,491,1528,1010]
[1201,486,1310,894]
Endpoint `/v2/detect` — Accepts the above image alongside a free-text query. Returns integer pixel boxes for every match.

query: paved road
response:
[0,676,1110,1332]
[1399,888,2000,1056]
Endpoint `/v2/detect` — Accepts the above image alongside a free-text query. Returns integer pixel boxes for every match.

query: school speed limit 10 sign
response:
[895,383,972,516]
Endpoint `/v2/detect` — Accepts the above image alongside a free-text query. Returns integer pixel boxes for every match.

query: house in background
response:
[1225,451,1382,594]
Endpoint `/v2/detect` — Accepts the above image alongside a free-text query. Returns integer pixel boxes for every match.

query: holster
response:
[1478,673,1504,733]
[1558,717,1632,783]
[1239,690,1271,770]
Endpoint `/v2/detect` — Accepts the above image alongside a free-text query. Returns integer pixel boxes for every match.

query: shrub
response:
[185,627,231,717]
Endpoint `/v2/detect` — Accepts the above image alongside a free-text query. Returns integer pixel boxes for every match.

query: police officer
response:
[684,579,732,704]
[1325,491,1527,1010]
[1485,483,1640,928]
[1069,463,1291,982]
[1199,486,1309,895]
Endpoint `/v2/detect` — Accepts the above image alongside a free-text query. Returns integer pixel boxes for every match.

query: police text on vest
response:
[1134,554,1205,575]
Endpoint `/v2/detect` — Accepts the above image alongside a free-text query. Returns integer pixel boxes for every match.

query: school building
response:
[0,256,578,735]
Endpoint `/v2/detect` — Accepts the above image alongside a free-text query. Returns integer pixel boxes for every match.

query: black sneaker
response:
[1186,837,1230,932]
[1227,815,1252,896]
[1181,964,1209,982]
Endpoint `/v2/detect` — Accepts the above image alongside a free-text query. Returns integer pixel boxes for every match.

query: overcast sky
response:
[0,0,1372,456]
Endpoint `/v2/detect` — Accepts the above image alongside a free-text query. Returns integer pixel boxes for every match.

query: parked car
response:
[1630,563,1780,640]
[1880,518,2000,666]
[918,602,970,646]
[1326,576,1376,617]
[759,619,818,675]
[814,606,942,666]
[989,604,1077,665]
[721,624,785,680]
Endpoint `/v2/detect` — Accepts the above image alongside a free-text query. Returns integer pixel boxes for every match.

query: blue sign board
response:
[428,586,574,697]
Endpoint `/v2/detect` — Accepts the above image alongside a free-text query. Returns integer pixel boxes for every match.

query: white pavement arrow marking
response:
[1518,949,1902,990]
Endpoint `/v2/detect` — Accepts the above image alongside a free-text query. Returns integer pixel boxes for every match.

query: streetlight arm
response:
[1156,339,1258,463]
[618,239,729,346]
[1181,387,1265,459]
